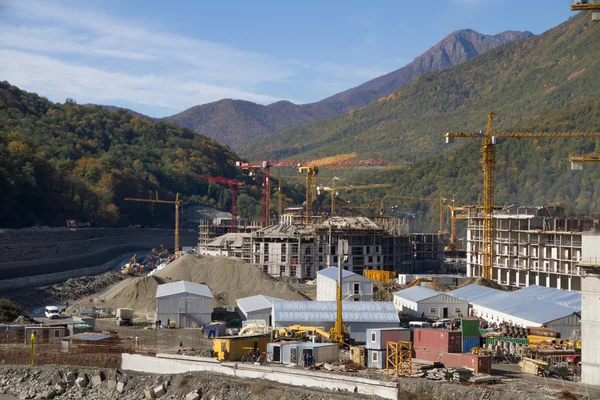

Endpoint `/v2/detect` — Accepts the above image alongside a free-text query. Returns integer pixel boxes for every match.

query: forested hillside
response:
[166,29,530,150]
[243,12,600,164]
[0,82,256,228]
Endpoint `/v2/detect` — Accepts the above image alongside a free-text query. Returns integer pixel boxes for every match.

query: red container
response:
[414,349,492,374]
[413,328,462,353]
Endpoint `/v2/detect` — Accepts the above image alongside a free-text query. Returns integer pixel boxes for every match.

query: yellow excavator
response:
[408,277,440,287]
[121,254,137,275]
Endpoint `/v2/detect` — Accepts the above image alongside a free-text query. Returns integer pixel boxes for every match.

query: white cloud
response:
[0,49,289,115]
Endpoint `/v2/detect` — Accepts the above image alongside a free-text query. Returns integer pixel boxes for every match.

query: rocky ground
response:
[0,365,376,400]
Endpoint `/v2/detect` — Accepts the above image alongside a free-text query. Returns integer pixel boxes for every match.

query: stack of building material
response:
[460,318,480,353]
[366,328,411,369]
[519,357,549,375]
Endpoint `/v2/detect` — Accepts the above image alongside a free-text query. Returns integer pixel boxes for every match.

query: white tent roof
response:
[273,301,399,323]
[156,281,213,298]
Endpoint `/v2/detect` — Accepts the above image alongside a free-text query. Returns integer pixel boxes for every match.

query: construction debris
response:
[519,357,549,376]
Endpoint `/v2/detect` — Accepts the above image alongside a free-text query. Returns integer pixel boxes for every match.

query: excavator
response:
[407,277,440,287]
[120,254,137,275]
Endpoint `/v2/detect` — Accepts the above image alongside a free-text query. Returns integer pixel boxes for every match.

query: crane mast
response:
[202,175,246,233]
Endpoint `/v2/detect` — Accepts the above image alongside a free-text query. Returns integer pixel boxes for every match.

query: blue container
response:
[462,337,479,353]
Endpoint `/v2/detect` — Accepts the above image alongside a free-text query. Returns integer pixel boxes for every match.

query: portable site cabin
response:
[393,286,468,319]
[316,267,373,301]
[212,334,269,361]
[156,281,213,328]
[281,342,339,366]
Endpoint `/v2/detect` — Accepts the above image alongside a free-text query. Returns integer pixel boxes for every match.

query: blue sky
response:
[0,0,573,117]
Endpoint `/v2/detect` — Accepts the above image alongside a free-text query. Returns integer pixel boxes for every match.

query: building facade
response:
[316,267,373,301]
[393,286,468,319]
[466,205,600,291]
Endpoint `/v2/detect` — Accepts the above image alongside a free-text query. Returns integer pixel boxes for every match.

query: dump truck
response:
[116,308,133,326]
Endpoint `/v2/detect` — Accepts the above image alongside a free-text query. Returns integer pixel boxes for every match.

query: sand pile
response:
[373,281,405,301]
[92,254,308,315]
[458,277,506,291]
[425,281,451,292]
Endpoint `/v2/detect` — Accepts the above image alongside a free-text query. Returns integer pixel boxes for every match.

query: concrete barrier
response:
[122,353,399,399]
[0,253,133,291]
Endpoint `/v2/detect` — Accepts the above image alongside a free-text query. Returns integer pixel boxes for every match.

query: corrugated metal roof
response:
[156,281,213,298]
[318,267,370,281]
[449,285,577,324]
[236,295,281,314]
[273,301,399,324]
[393,286,442,302]
[513,285,581,311]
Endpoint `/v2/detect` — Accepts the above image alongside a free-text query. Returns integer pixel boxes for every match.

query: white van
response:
[409,321,431,329]
[45,306,60,319]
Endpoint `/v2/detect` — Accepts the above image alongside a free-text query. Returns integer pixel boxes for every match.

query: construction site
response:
[3,4,600,400]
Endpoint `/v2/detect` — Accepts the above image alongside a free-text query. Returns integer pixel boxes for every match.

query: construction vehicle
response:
[407,277,440,287]
[120,254,138,275]
[445,112,600,278]
[124,193,183,256]
[273,325,332,342]
[66,220,90,228]
[116,308,133,326]
[202,175,245,233]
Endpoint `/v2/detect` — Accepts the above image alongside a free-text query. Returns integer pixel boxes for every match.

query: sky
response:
[0,0,573,117]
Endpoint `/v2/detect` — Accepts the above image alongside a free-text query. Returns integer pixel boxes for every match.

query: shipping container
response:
[367,348,386,369]
[281,342,339,366]
[413,328,462,353]
[462,337,479,353]
[414,349,492,374]
[213,334,269,361]
[460,318,480,338]
[366,328,411,350]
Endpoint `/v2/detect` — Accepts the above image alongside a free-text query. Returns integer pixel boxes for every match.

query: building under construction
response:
[198,218,259,248]
[466,205,600,291]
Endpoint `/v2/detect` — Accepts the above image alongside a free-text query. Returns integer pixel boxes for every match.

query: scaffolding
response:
[386,341,412,376]
[363,270,397,283]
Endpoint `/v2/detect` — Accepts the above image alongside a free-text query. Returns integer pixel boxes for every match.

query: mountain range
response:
[164,29,533,150]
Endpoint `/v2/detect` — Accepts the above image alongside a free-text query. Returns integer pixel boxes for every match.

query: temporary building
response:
[156,281,213,328]
[236,295,281,325]
[272,301,400,342]
[316,267,373,301]
[393,286,468,319]
[513,285,581,310]
[280,342,339,366]
[366,328,411,350]
[449,285,581,339]
[212,333,269,361]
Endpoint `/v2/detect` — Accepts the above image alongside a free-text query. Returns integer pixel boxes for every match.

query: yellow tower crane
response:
[298,153,357,225]
[571,0,600,21]
[317,180,392,215]
[570,153,600,169]
[445,112,600,279]
[385,195,448,234]
[124,193,182,256]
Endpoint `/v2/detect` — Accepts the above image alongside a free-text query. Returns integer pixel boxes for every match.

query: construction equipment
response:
[571,0,600,21]
[386,341,412,376]
[570,153,600,170]
[236,158,387,227]
[317,179,392,215]
[273,325,332,341]
[124,194,182,255]
[202,175,245,233]
[385,195,448,233]
[116,308,134,326]
[445,112,600,279]
[120,253,137,275]
[298,153,358,225]
[330,239,348,344]
[407,277,440,287]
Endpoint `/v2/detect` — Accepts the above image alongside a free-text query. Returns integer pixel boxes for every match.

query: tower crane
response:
[124,193,182,255]
[570,153,600,169]
[445,112,600,279]
[236,158,387,227]
[317,180,392,215]
[571,0,600,21]
[201,175,245,233]
[298,153,358,225]
[384,195,448,234]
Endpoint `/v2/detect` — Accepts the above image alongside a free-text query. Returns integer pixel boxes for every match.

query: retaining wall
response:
[122,353,399,399]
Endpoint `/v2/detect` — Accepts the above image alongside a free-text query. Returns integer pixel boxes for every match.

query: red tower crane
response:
[236,158,387,227]
[202,175,246,233]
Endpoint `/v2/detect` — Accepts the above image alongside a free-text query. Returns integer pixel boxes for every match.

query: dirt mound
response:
[458,277,506,291]
[373,281,405,301]
[92,254,308,316]
[425,281,451,292]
